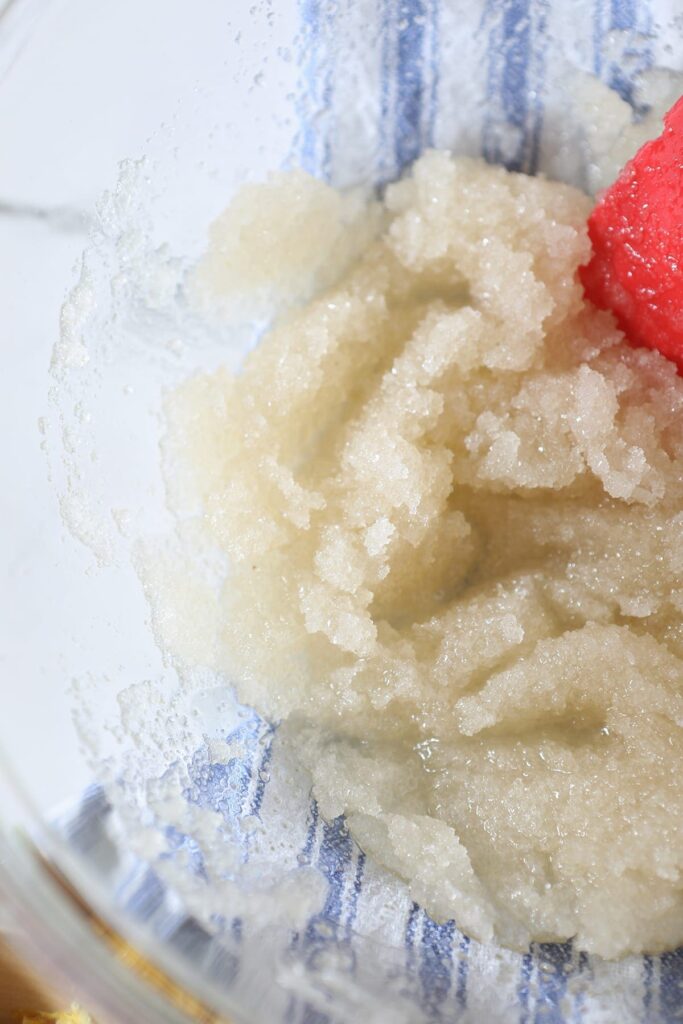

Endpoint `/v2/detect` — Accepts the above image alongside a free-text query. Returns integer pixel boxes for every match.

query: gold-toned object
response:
[102,930,226,1023]
[0,935,59,1023]
[22,1006,92,1024]
[36,852,234,1024]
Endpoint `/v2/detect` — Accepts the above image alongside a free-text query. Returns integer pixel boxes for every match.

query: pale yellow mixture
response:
[162,153,683,959]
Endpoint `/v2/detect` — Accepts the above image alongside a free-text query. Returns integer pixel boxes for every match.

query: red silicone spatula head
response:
[579,94,683,370]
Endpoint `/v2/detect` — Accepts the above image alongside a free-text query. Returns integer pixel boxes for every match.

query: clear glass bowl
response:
[1,2,682,1022]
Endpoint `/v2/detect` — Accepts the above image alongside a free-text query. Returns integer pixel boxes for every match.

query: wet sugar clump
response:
[159,153,683,959]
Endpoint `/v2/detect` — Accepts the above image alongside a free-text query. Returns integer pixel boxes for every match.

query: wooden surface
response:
[0,938,60,1022]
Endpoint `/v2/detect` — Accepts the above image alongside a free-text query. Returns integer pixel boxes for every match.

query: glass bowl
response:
[1,2,682,1022]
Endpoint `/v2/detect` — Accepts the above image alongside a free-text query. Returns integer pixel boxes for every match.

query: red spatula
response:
[580,94,683,370]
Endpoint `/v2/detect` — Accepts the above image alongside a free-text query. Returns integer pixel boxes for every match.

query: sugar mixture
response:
[160,153,683,958]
